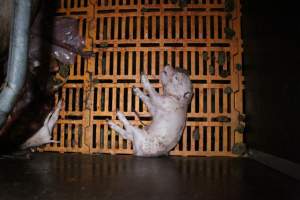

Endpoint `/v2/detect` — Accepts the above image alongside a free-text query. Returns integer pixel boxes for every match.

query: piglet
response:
[20,100,62,149]
[108,65,193,157]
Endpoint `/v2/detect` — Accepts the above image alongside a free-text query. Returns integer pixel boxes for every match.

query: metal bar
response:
[0,0,32,128]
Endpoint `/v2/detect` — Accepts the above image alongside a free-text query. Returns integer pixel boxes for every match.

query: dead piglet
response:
[20,100,62,149]
[108,65,193,157]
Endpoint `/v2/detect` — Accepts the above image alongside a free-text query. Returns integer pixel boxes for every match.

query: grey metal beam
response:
[0,0,32,128]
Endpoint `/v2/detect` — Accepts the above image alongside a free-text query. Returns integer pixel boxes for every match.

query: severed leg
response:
[20,100,62,149]
[46,100,62,131]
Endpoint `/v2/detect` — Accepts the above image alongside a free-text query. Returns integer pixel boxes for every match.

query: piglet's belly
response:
[135,136,168,156]
[136,129,182,156]
[148,114,186,136]
[145,115,186,148]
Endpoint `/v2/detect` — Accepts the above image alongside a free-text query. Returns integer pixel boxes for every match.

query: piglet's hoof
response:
[132,86,138,94]
[56,99,62,109]
[107,120,113,127]
[141,74,148,84]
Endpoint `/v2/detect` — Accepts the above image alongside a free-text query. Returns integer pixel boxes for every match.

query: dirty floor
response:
[0,153,299,200]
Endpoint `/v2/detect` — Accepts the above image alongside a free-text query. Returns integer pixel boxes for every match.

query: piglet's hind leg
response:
[107,120,133,141]
[116,111,145,140]
[116,111,135,132]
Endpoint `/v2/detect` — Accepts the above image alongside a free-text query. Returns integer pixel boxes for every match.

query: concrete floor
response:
[0,153,299,200]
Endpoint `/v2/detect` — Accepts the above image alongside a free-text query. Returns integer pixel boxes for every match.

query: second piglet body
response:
[108,65,193,157]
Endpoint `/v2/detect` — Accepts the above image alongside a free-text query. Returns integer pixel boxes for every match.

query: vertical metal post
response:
[0,0,32,128]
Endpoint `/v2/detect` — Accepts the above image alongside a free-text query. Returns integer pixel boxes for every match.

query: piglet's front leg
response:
[132,86,155,115]
[141,73,159,98]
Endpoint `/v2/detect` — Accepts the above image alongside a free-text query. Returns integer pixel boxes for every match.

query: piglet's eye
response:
[163,70,167,75]
[184,92,191,99]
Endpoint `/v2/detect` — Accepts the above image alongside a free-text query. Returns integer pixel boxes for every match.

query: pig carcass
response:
[107,65,193,157]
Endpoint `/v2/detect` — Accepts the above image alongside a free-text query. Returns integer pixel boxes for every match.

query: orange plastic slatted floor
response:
[41,0,244,156]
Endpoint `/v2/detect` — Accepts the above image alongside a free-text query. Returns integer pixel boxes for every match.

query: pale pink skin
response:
[21,100,62,149]
[108,65,193,157]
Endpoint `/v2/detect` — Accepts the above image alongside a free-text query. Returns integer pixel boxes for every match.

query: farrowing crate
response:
[41,0,244,156]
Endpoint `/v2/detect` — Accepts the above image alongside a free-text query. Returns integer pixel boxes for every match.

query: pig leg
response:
[141,73,159,98]
[140,73,164,107]
[107,111,138,141]
[107,120,133,140]
[116,111,136,132]
[45,100,62,132]
[132,86,155,114]
[20,100,62,149]
[117,111,146,139]
[45,100,62,143]
[116,110,148,133]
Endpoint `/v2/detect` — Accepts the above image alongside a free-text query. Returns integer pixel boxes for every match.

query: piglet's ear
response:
[184,92,192,99]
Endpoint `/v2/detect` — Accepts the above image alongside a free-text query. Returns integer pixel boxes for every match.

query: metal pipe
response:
[0,0,32,128]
